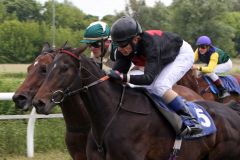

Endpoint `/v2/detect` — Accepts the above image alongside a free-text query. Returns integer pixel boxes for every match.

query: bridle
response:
[50,48,109,104]
[187,71,212,96]
[50,49,126,153]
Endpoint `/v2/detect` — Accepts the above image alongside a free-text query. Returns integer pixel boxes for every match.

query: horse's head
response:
[32,45,91,114]
[12,42,56,111]
[178,69,201,92]
[178,69,217,100]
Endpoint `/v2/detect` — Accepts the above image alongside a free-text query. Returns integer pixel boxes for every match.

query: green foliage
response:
[0,20,85,63]
[0,0,239,61]
[170,0,237,56]
[0,20,45,63]
[42,1,96,31]
[101,15,118,26]
[0,73,67,156]
[54,27,84,48]
[0,119,66,156]
[221,12,240,54]
[1,0,42,21]
[0,73,25,114]
[119,0,171,30]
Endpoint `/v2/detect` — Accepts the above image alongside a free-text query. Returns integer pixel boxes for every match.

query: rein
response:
[92,85,126,153]
[188,72,211,95]
[51,49,109,103]
[51,49,126,153]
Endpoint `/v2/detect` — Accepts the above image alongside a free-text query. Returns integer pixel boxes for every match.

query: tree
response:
[42,0,97,31]
[170,0,236,56]
[221,12,240,55]
[1,0,42,21]
[0,20,44,63]
[116,0,171,30]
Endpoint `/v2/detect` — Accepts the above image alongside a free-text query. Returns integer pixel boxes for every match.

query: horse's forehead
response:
[35,54,54,66]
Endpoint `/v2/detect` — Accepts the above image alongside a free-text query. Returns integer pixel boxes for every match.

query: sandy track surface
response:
[0,64,29,73]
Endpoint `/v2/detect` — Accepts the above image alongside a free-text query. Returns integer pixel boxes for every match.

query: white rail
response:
[0,92,63,158]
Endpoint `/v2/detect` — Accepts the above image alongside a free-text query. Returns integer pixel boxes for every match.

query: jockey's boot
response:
[214,79,230,99]
[176,106,203,136]
[168,96,202,136]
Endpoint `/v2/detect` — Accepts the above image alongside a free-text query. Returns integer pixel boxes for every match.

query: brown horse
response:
[33,47,240,160]
[12,43,90,160]
[12,43,203,160]
[178,69,240,103]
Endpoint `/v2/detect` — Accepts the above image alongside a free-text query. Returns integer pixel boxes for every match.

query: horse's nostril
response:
[33,99,46,109]
[12,94,28,108]
[17,95,27,101]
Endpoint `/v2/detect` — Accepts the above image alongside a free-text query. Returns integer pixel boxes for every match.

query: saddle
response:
[121,86,216,139]
[203,75,240,95]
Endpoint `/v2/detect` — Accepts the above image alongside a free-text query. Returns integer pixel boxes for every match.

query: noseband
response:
[51,49,109,104]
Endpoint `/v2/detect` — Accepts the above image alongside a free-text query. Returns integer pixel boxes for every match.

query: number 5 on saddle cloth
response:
[146,92,217,140]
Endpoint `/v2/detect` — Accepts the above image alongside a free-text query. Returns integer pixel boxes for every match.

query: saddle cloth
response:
[150,94,217,139]
[124,85,217,139]
[203,75,240,95]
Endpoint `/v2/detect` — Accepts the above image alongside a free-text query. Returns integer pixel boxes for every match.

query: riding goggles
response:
[116,38,133,48]
[90,41,102,48]
[198,45,209,49]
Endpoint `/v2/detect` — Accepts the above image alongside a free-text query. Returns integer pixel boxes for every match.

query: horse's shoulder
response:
[121,87,153,115]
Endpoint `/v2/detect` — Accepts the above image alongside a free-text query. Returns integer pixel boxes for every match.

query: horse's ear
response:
[61,41,70,49]
[74,44,88,55]
[41,42,51,53]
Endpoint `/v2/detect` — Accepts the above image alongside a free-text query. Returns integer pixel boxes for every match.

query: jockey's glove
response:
[108,70,128,82]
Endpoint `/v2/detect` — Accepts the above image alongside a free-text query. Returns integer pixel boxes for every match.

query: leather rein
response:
[50,49,126,153]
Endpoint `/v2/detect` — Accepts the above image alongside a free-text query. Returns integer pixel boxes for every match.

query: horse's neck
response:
[80,82,122,132]
[60,95,90,128]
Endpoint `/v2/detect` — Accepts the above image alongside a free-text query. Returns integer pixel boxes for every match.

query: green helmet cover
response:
[81,21,110,43]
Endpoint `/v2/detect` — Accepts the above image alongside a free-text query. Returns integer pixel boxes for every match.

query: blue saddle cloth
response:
[183,101,217,139]
[151,94,217,140]
[203,75,240,95]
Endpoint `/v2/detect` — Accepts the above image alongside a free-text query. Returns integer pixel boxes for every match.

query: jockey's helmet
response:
[196,36,212,46]
[110,16,142,42]
[80,21,110,43]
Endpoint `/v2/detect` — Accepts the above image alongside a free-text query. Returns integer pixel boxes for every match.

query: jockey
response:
[108,16,202,136]
[80,21,116,70]
[192,36,232,98]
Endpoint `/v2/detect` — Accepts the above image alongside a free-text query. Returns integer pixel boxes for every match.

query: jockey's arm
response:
[194,49,199,63]
[201,52,219,73]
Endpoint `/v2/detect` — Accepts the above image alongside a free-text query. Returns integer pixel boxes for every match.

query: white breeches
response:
[129,40,194,97]
[205,59,232,81]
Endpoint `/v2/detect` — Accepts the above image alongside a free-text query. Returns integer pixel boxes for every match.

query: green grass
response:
[0,119,67,157]
[0,150,71,160]
[0,72,68,157]
[0,73,26,92]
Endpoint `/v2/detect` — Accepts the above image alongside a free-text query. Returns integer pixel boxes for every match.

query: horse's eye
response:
[39,66,47,75]
[61,64,68,72]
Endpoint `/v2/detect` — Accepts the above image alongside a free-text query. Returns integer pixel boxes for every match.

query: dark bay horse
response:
[12,43,90,160]
[33,47,240,160]
[178,69,240,103]
[12,43,203,160]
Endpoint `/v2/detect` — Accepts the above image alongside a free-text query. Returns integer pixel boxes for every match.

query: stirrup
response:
[178,126,191,136]
[219,91,230,99]
[178,125,202,137]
